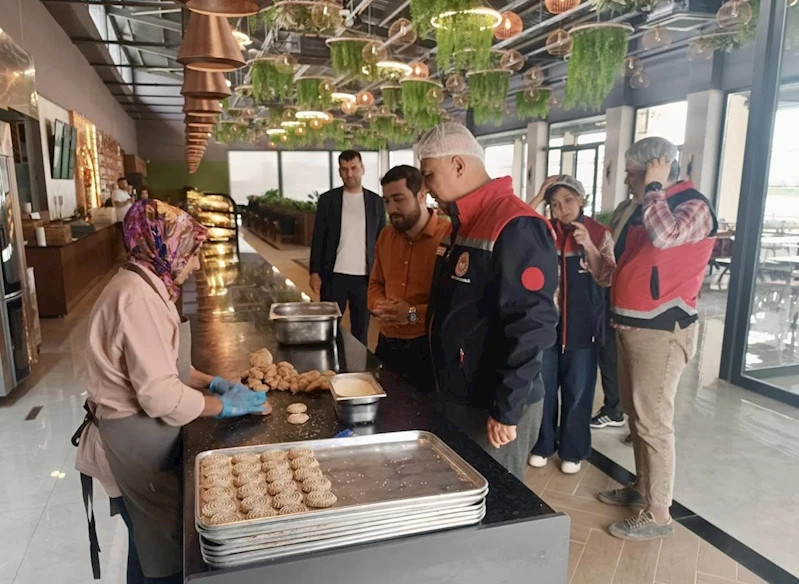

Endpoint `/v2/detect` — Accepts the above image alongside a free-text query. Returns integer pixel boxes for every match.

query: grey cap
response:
[545,174,586,201]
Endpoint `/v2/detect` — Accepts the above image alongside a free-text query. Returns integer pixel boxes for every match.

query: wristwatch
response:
[408,306,419,324]
[645,181,663,194]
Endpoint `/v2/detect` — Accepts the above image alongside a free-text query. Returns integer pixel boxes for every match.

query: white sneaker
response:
[561,461,582,474]
[528,455,548,468]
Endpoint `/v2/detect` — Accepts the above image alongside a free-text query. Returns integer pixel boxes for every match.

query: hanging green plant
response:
[564,23,631,111]
[434,1,497,71]
[592,0,659,14]
[468,69,510,126]
[322,119,345,140]
[327,38,378,80]
[251,59,294,103]
[296,77,334,110]
[381,85,403,113]
[355,129,388,151]
[214,121,249,144]
[410,0,437,36]
[516,88,551,121]
[690,0,761,54]
[401,79,443,131]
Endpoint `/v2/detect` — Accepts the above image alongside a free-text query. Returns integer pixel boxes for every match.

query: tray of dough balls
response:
[195,431,488,565]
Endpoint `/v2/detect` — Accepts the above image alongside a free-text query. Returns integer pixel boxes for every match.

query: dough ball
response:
[287,413,310,425]
[287,403,307,414]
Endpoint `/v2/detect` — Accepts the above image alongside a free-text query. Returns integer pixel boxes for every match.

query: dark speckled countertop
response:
[182,247,557,578]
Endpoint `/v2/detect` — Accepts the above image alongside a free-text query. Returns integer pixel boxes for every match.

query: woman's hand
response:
[571,222,597,254]
[215,390,268,418]
[209,376,249,395]
[530,175,560,210]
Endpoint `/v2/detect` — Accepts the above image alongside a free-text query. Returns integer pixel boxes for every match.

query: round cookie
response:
[293,466,323,481]
[290,456,319,470]
[232,452,261,465]
[247,508,278,520]
[202,466,232,480]
[202,498,237,517]
[287,403,308,414]
[206,512,241,525]
[272,491,304,509]
[287,413,309,425]
[302,477,332,493]
[239,495,272,513]
[232,462,261,476]
[306,490,337,509]
[265,468,294,483]
[201,454,231,468]
[237,482,270,499]
[201,487,236,503]
[278,504,308,516]
[261,450,288,462]
[287,447,315,460]
[261,459,291,472]
[267,479,298,496]
[233,472,262,487]
[202,474,233,489]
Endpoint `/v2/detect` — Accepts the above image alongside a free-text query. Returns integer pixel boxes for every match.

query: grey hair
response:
[626,136,680,181]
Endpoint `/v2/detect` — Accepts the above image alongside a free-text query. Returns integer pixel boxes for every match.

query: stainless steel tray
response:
[200,501,486,555]
[201,506,486,567]
[268,302,341,345]
[195,431,488,533]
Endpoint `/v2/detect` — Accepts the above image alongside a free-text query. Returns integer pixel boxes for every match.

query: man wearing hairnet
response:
[598,137,718,541]
[419,123,559,480]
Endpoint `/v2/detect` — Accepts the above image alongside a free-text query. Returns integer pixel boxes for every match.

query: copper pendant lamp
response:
[182,69,232,99]
[178,13,246,72]
[183,97,223,116]
[185,117,215,130]
[185,0,259,17]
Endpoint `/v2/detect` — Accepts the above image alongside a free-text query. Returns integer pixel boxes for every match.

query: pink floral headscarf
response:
[123,199,207,300]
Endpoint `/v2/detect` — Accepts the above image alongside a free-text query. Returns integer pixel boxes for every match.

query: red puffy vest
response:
[611,182,718,331]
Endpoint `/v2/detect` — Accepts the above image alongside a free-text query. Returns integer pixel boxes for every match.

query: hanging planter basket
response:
[592,0,659,14]
[690,0,760,55]
[516,87,552,121]
[295,76,334,110]
[326,37,379,80]
[467,68,510,126]
[401,79,443,131]
[260,1,343,34]
[564,22,632,111]
[432,5,502,71]
[250,58,295,103]
[381,84,403,113]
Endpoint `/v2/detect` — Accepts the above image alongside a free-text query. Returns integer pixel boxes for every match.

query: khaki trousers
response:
[617,324,698,509]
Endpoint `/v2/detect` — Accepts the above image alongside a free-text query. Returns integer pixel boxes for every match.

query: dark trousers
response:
[375,334,435,392]
[532,345,598,462]
[115,498,181,584]
[323,273,369,345]
[598,330,621,414]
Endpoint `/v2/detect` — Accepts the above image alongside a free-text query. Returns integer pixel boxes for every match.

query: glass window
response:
[717,92,750,227]
[389,149,416,168]
[332,150,381,194]
[228,151,279,205]
[635,101,688,145]
[282,151,331,202]
[485,144,515,182]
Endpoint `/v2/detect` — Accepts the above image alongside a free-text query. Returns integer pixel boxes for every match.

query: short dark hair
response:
[381,165,423,196]
[338,150,362,164]
[117,177,127,183]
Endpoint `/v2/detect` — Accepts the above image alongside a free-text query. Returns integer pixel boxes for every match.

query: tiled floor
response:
[0,233,791,583]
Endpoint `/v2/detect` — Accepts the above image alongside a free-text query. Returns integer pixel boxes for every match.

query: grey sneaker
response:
[609,510,674,541]
[597,484,647,508]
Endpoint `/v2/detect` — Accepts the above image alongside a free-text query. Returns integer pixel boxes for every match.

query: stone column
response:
[602,105,635,211]
[681,89,724,201]
[525,121,549,205]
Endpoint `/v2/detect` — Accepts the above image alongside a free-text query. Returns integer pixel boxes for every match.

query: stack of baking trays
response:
[195,431,489,568]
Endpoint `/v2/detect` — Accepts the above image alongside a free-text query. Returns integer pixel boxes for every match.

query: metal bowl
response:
[269,302,341,345]
[330,372,386,425]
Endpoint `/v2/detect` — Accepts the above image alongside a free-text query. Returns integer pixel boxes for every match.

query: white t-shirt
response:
[112,188,133,219]
[333,190,367,276]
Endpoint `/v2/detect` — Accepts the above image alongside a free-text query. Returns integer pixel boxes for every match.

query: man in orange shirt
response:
[368,165,449,392]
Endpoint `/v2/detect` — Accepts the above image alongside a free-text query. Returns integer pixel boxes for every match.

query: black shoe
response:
[623,433,633,446]
[590,409,625,429]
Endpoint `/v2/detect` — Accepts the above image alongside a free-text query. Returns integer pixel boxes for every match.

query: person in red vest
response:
[598,137,718,541]
[527,175,616,475]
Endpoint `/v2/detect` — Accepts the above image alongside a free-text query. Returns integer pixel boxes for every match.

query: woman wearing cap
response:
[527,176,616,474]
[78,199,269,583]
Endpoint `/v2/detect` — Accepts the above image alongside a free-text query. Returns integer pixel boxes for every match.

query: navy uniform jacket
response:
[427,177,558,426]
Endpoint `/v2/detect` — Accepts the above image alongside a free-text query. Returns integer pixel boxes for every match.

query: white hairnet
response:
[625,136,678,169]
[417,122,485,162]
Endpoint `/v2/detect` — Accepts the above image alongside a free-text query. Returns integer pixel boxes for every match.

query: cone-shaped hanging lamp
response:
[182,69,232,99]
[183,97,223,116]
[186,0,259,17]
[178,13,246,72]
[186,114,216,127]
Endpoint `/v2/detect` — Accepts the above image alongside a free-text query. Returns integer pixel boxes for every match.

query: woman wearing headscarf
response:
[77,199,268,583]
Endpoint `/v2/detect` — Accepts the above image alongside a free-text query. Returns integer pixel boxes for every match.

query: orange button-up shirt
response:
[368,211,449,339]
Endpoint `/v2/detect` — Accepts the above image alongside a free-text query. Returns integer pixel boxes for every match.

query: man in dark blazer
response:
[309,150,386,344]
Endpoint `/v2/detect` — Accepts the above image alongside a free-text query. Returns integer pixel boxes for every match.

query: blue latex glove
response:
[215,390,268,418]
[209,377,250,395]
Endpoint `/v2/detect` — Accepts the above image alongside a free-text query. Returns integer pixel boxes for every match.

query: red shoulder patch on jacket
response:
[521,267,546,291]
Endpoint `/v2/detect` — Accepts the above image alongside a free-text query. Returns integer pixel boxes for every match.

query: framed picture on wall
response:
[60,123,72,180]
[67,126,78,179]
[51,120,64,180]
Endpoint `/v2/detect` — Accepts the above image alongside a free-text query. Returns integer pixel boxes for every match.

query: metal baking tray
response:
[195,431,488,533]
[201,506,487,568]
[269,302,342,345]
[200,502,486,555]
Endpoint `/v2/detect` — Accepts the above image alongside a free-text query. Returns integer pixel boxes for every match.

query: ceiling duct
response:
[641,0,726,31]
